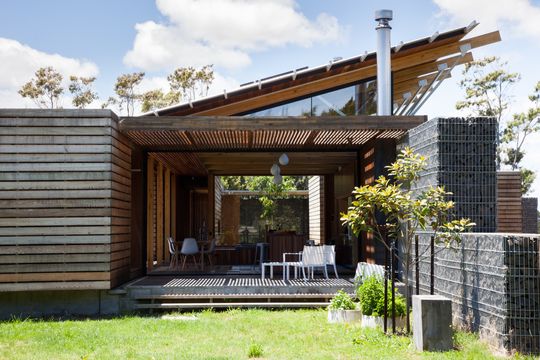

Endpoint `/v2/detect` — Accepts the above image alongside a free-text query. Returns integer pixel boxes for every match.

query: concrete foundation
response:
[412,295,453,351]
[0,290,123,319]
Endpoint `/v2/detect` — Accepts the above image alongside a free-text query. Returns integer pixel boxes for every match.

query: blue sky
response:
[1,0,539,198]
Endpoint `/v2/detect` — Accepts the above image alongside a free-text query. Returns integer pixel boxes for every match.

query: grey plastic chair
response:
[180,237,200,270]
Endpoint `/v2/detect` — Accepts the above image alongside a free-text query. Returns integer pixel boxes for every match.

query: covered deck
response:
[120,115,426,277]
[125,275,356,310]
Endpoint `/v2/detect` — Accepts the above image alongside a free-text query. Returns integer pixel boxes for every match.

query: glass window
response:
[244,78,378,117]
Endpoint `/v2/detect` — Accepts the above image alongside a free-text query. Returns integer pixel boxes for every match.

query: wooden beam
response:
[146,156,154,271]
[393,52,472,84]
[164,167,171,263]
[207,174,215,238]
[120,115,426,132]
[189,31,500,116]
[156,161,164,266]
[171,173,177,241]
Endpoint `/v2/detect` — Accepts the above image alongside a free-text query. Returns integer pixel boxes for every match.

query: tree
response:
[501,81,540,194]
[103,72,145,116]
[140,89,180,113]
[68,76,98,109]
[341,148,474,333]
[220,175,308,226]
[456,57,539,195]
[140,65,214,112]
[18,66,64,108]
[456,56,520,123]
[168,65,214,103]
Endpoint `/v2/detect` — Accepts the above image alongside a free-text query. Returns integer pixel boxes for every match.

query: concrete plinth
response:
[412,295,453,352]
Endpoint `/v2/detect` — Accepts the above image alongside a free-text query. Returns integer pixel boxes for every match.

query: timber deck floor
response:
[124,275,356,310]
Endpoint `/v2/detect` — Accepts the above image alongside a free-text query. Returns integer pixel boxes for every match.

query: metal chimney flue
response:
[375,9,393,116]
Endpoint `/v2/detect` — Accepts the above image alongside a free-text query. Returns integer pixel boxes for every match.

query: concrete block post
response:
[412,295,453,351]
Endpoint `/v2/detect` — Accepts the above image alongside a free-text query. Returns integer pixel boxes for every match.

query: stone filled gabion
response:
[411,233,540,355]
[402,117,497,232]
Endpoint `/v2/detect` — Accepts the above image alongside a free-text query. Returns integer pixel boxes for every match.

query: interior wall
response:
[332,161,357,266]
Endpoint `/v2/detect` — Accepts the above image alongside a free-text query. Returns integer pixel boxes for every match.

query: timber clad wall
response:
[497,172,523,233]
[0,109,132,291]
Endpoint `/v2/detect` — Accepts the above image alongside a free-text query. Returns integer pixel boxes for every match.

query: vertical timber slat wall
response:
[110,119,132,287]
[145,155,177,270]
[0,109,131,291]
[214,177,223,236]
[497,172,523,233]
[308,176,324,244]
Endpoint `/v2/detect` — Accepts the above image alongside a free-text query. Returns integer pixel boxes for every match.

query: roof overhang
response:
[119,115,426,152]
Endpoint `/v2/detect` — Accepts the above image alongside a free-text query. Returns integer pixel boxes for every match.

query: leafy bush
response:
[328,290,357,310]
[247,342,263,358]
[357,275,406,317]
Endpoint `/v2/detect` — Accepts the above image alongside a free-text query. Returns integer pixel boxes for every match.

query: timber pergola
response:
[119,115,425,176]
[119,115,426,151]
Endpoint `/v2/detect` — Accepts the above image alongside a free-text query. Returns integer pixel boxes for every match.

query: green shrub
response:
[247,342,263,358]
[357,275,406,317]
[328,290,357,310]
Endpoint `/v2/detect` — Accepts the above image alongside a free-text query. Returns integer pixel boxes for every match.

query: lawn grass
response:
[0,309,535,360]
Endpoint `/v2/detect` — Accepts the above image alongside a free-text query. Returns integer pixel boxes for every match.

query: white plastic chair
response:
[288,246,328,280]
[323,245,339,278]
[180,237,200,270]
[167,237,179,270]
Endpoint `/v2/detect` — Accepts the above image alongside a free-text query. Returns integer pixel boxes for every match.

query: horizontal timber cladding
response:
[0,109,132,291]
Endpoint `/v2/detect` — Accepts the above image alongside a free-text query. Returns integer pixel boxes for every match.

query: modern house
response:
[2,14,539,354]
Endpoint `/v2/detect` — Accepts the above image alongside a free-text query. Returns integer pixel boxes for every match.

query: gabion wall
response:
[522,198,539,234]
[404,117,497,232]
[412,232,540,355]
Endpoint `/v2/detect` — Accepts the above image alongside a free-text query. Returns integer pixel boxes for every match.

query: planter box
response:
[361,314,407,329]
[327,309,362,324]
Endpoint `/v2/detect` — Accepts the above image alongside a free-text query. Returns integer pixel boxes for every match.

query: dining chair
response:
[180,237,200,270]
[201,237,217,268]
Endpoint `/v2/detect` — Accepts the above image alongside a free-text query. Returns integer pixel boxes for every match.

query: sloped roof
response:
[143,23,500,117]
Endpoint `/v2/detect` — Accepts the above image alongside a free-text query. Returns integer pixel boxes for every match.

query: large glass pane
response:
[247,97,311,117]
[311,86,355,116]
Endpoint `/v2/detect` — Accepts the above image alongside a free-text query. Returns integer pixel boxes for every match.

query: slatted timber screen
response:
[215,177,223,235]
[0,109,131,291]
[308,176,324,244]
[497,172,523,233]
[146,155,177,271]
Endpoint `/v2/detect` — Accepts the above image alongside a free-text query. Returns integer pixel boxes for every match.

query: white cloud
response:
[124,0,343,71]
[433,0,540,41]
[0,37,99,108]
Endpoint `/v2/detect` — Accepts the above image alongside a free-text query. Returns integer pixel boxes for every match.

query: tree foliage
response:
[140,89,180,113]
[140,65,214,113]
[221,175,308,224]
[456,56,520,122]
[341,148,474,331]
[18,67,64,108]
[456,57,539,195]
[103,72,145,116]
[168,65,214,103]
[501,81,540,176]
[68,76,98,109]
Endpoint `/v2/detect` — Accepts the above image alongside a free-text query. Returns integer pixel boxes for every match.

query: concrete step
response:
[135,302,330,309]
[132,293,346,300]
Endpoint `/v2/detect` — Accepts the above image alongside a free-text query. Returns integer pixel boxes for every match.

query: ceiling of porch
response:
[149,151,359,176]
[119,115,425,152]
